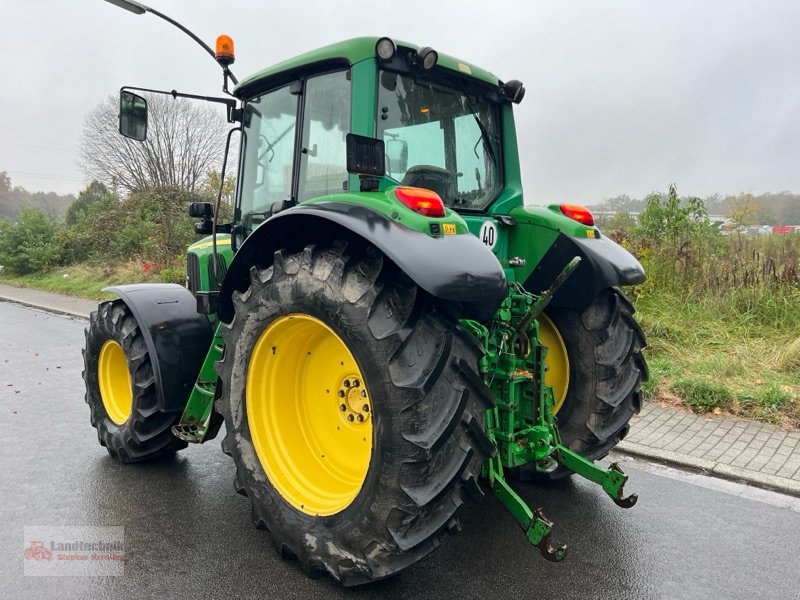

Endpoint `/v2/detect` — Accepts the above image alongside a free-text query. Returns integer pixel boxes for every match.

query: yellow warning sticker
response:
[586,229,597,238]
[442,223,457,235]
[190,237,232,250]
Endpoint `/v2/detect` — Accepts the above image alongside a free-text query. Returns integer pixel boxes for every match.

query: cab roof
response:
[234,36,500,98]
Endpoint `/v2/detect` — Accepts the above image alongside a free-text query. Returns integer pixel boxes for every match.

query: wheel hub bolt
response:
[356,414,364,423]
[347,414,355,422]
[362,404,369,412]
[344,379,351,388]
[339,404,347,411]
[338,390,345,397]
[353,379,360,387]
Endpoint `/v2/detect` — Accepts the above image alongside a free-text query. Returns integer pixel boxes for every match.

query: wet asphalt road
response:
[2,301,800,600]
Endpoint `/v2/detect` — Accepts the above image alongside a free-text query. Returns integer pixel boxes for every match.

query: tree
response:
[201,170,236,220]
[0,172,74,222]
[638,184,710,245]
[78,93,230,193]
[635,184,717,288]
[725,193,760,228]
[599,194,635,213]
[65,181,113,225]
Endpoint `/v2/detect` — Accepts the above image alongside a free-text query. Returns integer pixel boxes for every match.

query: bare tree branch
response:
[78,93,232,194]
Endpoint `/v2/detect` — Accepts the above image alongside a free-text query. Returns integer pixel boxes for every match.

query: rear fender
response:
[104,284,212,412]
[218,202,508,322]
[523,233,645,309]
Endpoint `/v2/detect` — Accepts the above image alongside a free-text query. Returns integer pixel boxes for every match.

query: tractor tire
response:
[83,300,187,462]
[519,288,647,480]
[216,242,494,585]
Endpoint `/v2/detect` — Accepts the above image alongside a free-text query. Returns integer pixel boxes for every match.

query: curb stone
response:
[617,440,800,498]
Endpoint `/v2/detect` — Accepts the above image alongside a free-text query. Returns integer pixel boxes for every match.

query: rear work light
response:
[394,187,446,218]
[559,203,595,226]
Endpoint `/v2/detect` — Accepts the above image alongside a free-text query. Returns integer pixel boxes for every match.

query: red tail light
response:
[394,187,446,218]
[559,203,595,226]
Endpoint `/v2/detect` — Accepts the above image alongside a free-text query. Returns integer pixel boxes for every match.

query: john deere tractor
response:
[85,3,647,585]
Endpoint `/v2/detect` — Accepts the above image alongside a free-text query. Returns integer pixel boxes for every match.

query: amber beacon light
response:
[215,35,235,67]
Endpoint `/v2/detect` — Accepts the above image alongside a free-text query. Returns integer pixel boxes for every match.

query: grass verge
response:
[0,261,184,301]
[636,289,800,428]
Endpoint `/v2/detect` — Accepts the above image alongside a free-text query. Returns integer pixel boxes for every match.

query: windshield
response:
[377,71,502,210]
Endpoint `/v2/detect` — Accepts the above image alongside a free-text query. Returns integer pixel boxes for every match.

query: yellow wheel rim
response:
[246,314,373,516]
[539,314,570,414]
[98,340,133,425]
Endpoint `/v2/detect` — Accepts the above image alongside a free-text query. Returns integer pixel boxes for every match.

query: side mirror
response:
[385,139,408,174]
[119,91,148,141]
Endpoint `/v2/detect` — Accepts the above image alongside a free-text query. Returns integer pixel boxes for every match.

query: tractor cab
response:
[231,37,525,241]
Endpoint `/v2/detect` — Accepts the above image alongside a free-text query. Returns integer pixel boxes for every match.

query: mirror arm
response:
[120,86,242,123]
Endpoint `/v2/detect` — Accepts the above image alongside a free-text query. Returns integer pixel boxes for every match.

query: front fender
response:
[219,202,507,322]
[104,284,212,412]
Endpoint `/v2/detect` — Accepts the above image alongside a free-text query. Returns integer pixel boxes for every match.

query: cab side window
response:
[297,71,351,202]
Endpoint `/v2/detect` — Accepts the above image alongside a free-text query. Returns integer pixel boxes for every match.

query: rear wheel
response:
[83,300,187,462]
[216,242,494,585]
[521,288,647,480]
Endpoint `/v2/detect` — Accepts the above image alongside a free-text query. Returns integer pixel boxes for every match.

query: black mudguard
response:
[523,233,646,309]
[104,284,212,412]
[218,202,507,322]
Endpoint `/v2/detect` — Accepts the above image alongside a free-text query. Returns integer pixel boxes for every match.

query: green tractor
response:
[85,3,647,586]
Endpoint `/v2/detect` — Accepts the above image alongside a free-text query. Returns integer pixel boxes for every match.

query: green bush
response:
[57,185,203,267]
[0,207,60,274]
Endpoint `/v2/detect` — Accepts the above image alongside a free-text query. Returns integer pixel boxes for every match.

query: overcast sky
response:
[1,0,798,204]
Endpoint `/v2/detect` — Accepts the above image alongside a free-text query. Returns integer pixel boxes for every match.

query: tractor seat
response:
[400,165,456,204]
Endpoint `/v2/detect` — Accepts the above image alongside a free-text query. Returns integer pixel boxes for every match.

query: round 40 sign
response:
[479,221,498,250]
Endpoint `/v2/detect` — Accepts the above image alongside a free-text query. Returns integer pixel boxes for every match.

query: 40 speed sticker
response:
[479,220,498,249]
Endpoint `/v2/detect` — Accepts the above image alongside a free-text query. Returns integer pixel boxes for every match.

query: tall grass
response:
[607,186,800,426]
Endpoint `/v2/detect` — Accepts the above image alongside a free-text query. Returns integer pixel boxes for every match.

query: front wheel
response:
[83,300,187,462]
[216,242,495,585]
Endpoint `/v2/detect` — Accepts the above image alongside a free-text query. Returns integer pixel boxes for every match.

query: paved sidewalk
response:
[2,281,799,497]
[0,282,96,319]
[619,401,800,496]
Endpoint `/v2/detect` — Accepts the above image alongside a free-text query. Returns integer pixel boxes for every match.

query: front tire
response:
[83,300,187,462]
[216,242,494,585]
